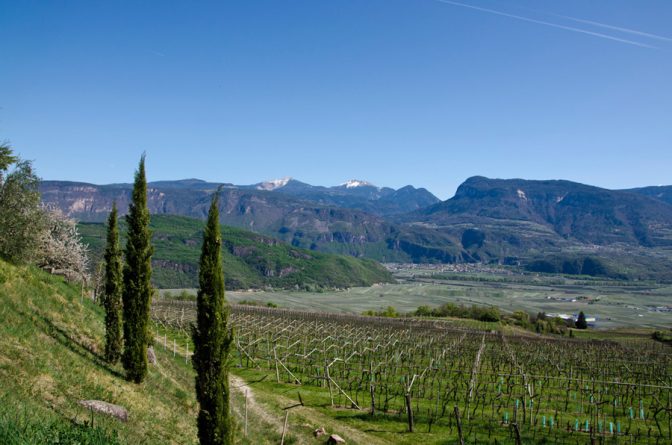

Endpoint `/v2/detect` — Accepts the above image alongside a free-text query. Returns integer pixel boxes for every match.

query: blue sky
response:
[1,0,670,199]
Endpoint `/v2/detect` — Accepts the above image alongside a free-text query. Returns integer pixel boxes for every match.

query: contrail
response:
[549,14,672,43]
[491,0,672,43]
[433,0,656,49]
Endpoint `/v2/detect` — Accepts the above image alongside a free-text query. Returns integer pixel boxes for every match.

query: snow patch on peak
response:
[341,179,376,189]
[256,177,292,191]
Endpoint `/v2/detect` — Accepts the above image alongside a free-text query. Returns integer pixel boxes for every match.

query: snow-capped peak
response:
[341,179,375,189]
[256,177,292,191]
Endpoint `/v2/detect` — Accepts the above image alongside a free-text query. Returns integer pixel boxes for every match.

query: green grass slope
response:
[0,259,200,444]
[0,259,398,445]
[0,260,286,444]
[79,215,392,289]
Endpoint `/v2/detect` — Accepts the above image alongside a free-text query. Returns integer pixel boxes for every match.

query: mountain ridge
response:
[42,177,439,217]
[409,175,672,247]
[625,185,672,206]
[40,176,672,280]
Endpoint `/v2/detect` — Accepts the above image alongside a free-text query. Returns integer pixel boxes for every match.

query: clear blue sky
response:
[1,0,670,199]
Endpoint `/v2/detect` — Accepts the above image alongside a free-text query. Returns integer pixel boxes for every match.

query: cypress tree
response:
[576,311,588,330]
[122,155,153,383]
[103,202,123,363]
[192,190,233,445]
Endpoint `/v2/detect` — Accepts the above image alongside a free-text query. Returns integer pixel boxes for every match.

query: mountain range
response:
[40,176,672,280]
[247,177,439,215]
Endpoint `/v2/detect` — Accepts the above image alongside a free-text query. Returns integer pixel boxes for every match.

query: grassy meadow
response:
[195,275,672,329]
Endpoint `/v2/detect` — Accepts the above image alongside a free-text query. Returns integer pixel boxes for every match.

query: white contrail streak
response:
[433,0,656,49]
[493,0,672,43]
[551,14,672,43]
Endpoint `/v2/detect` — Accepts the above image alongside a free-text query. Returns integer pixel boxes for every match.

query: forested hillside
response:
[79,215,393,289]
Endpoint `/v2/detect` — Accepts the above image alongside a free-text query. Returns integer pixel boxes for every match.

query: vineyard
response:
[152,301,672,444]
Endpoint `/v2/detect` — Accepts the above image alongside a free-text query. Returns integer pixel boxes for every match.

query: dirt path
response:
[230,375,286,437]
[152,337,390,445]
[230,374,390,445]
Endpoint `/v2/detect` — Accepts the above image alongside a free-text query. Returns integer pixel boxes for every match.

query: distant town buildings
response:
[547,313,596,324]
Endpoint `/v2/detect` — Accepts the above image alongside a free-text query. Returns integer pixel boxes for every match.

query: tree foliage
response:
[413,303,500,322]
[122,155,154,383]
[575,311,588,330]
[36,208,90,284]
[103,203,124,364]
[363,305,399,318]
[0,144,44,264]
[0,142,18,174]
[0,143,89,281]
[192,190,233,445]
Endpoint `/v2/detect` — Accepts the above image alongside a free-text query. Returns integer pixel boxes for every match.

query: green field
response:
[215,275,672,329]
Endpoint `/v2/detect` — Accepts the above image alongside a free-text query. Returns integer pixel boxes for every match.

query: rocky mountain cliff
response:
[390,177,672,278]
[40,176,672,280]
[410,176,672,248]
[40,180,406,260]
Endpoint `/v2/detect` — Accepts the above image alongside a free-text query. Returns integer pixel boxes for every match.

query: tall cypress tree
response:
[576,311,588,330]
[103,202,123,364]
[192,190,233,445]
[122,155,153,383]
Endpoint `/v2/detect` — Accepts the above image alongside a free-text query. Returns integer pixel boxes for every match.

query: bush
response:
[238,299,260,306]
[363,306,399,318]
[652,330,672,344]
[413,303,500,323]
[470,306,500,322]
[415,305,433,317]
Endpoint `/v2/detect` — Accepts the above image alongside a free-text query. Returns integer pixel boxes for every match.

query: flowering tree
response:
[37,207,90,284]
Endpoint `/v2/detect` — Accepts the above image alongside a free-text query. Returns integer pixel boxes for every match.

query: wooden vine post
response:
[512,422,522,445]
[369,361,375,416]
[405,392,414,432]
[404,373,420,432]
[325,359,334,406]
[454,405,465,445]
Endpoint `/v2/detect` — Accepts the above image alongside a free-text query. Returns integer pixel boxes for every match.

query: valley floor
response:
[219,273,672,329]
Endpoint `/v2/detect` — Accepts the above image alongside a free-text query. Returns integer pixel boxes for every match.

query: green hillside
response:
[79,215,392,289]
[0,259,198,444]
[0,259,404,445]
